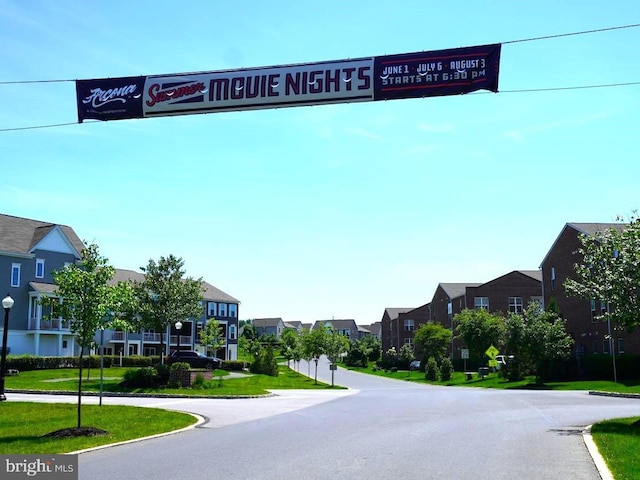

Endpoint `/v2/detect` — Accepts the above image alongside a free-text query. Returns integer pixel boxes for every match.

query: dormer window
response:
[36,259,45,279]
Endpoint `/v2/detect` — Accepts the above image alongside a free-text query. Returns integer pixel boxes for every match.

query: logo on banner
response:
[82,83,139,109]
[76,76,145,122]
[146,81,207,107]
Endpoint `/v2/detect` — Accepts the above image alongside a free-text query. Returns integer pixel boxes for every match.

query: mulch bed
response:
[42,427,108,438]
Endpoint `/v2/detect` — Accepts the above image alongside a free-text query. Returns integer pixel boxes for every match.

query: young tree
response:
[564,217,640,331]
[324,328,350,387]
[413,322,452,361]
[199,318,224,358]
[455,308,506,364]
[280,329,300,368]
[41,243,136,430]
[303,327,328,384]
[134,255,204,360]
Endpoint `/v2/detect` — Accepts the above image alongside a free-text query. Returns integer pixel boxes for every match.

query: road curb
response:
[583,425,614,480]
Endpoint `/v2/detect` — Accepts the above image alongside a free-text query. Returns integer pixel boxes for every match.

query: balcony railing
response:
[28,318,69,331]
[138,332,192,345]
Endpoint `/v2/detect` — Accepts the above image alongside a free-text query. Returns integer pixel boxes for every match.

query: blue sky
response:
[1,1,638,325]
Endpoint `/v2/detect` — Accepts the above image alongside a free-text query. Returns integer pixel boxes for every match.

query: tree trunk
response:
[77,350,84,429]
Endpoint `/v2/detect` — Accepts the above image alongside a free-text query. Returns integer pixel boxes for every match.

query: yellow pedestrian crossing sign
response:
[485,345,499,360]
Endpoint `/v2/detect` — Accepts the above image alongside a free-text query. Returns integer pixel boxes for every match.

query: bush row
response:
[3,354,249,373]
[3,354,161,371]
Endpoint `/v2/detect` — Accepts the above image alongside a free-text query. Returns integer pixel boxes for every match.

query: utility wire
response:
[502,23,640,44]
[1,23,638,86]
[1,80,638,133]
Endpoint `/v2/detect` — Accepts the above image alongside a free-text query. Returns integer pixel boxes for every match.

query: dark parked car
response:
[167,350,222,369]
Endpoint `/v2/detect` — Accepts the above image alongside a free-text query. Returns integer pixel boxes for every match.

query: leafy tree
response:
[199,318,224,357]
[564,217,640,331]
[504,302,573,382]
[299,330,314,377]
[241,323,256,340]
[134,255,204,360]
[324,328,350,387]
[280,329,300,368]
[455,308,506,363]
[303,327,328,384]
[41,243,136,429]
[325,329,349,364]
[345,338,373,367]
[413,322,452,361]
[361,335,382,362]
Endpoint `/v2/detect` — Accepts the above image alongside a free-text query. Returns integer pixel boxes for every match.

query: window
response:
[11,263,21,287]
[508,297,523,313]
[618,338,625,354]
[530,296,544,309]
[229,325,237,340]
[592,340,598,354]
[474,297,489,310]
[35,258,45,278]
[389,321,393,332]
[218,303,228,317]
[603,338,610,355]
[207,302,217,317]
[591,299,597,323]
[62,340,68,348]
[404,338,413,346]
[600,301,608,316]
[404,319,414,331]
[228,304,237,317]
[551,267,556,291]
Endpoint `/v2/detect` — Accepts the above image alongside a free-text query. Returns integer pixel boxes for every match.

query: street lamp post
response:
[1,294,15,401]
[175,320,183,357]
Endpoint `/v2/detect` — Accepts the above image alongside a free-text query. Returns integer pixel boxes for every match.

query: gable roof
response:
[111,268,240,303]
[253,318,284,328]
[0,213,85,258]
[312,319,358,331]
[471,270,542,288]
[438,283,481,299]
[539,222,625,268]
[384,308,414,321]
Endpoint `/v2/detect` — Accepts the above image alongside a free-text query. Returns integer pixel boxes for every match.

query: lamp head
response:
[2,294,14,310]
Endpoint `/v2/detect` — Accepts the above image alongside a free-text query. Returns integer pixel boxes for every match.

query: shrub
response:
[425,357,439,381]
[440,357,454,381]
[223,360,247,371]
[192,373,206,389]
[249,345,279,377]
[122,366,159,388]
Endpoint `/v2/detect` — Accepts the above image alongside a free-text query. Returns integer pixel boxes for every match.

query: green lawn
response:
[345,364,640,393]
[591,417,640,480]
[0,365,338,454]
[0,402,197,454]
[5,365,339,396]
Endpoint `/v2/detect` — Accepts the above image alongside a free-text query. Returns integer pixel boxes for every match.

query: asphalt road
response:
[13,359,640,479]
